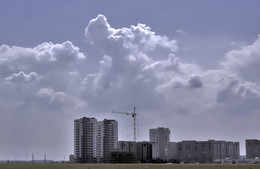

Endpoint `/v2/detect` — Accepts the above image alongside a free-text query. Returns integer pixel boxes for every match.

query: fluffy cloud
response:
[217,75,260,102]
[82,15,260,126]
[188,74,203,88]
[0,40,86,109]
[222,35,260,83]
[36,87,85,111]
[0,41,87,159]
[215,36,260,118]
[85,14,177,57]
[156,74,203,93]
[81,15,203,112]
[5,71,38,83]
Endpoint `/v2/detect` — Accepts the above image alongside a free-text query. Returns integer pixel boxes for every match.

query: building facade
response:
[176,140,240,163]
[168,142,178,160]
[246,139,260,159]
[74,117,118,163]
[117,141,137,158]
[74,117,97,163]
[96,121,104,162]
[116,141,153,163]
[103,119,118,163]
[149,127,171,161]
[113,141,137,163]
[136,141,153,163]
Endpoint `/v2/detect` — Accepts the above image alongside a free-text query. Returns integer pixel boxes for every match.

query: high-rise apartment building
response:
[103,119,118,163]
[74,117,97,163]
[149,127,171,160]
[246,139,260,159]
[95,121,105,162]
[74,117,118,163]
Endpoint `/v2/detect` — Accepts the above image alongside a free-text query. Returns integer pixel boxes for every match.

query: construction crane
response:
[112,107,138,142]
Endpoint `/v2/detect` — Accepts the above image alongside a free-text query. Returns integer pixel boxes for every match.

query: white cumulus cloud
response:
[5,71,38,83]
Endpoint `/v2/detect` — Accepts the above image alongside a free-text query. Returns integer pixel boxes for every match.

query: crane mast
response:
[112,107,138,142]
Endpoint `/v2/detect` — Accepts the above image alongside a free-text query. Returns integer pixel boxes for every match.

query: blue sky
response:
[1,0,260,160]
[2,0,260,46]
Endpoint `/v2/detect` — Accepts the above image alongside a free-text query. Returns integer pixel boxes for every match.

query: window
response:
[195,146,198,151]
[186,145,190,151]
[178,145,182,151]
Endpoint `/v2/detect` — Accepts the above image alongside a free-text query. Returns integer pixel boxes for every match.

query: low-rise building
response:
[116,141,153,163]
[117,141,137,161]
[176,140,239,163]
[69,155,75,163]
[168,142,178,160]
[136,142,153,163]
[110,151,136,163]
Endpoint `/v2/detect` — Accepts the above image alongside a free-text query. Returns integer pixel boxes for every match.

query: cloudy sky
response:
[1,0,260,160]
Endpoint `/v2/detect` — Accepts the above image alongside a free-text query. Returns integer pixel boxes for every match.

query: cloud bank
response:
[0,14,260,159]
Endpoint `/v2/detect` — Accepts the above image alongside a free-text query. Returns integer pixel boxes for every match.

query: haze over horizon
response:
[1,0,260,160]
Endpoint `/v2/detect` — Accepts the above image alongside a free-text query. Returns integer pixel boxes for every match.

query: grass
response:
[0,164,259,169]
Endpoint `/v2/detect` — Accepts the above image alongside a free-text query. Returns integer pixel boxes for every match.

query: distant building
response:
[96,121,104,162]
[116,141,153,163]
[246,139,260,159]
[225,141,239,159]
[69,155,75,163]
[110,151,136,163]
[176,140,240,163]
[103,119,118,163]
[149,127,171,161]
[111,141,136,163]
[136,141,153,163]
[74,117,118,163]
[117,141,137,160]
[74,117,97,163]
[168,142,178,160]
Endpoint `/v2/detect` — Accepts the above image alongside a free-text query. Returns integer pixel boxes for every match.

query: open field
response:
[0,164,259,169]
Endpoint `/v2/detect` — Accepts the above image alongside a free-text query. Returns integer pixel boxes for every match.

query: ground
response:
[0,164,259,169]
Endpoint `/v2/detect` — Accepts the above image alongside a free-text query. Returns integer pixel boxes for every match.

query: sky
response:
[0,0,260,160]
